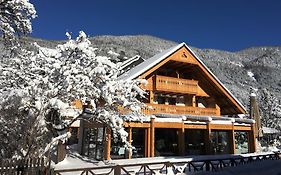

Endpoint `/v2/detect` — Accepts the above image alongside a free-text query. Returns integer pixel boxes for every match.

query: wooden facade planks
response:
[154,75,198,94]
[104,127,111,160]
[150,117,155,157]
[143,103,219,116]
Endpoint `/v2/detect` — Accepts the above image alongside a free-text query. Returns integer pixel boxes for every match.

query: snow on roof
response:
[119,55,144,70]
[147,113,253,125]
[155,117,182,123]
[263,127,280,134]
[119,43,183,80]
[70,120,80,127]
[211,120,233,125]
[119,42,246,113]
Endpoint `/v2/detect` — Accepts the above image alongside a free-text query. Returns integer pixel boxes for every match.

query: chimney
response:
[250,92,263,138]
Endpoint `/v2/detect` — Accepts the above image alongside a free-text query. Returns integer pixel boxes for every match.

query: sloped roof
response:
[119,42,246,113]
[119,43,183,80]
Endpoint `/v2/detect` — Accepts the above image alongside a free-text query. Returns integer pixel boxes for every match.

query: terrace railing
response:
[143,103,219,116]
[145,75,198,95]
[52,152,281,175]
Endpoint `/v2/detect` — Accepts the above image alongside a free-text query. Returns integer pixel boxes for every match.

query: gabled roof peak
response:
[119,42,246,114]
[119,42,186,80]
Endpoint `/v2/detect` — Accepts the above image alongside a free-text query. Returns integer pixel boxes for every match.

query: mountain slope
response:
[6,35,281,131]
[86,35,281,130]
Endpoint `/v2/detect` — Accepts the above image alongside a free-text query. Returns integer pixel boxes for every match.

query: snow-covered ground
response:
[54,152,281,175]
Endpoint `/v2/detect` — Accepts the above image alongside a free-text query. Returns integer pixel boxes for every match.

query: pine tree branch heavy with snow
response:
[0,0,36,47]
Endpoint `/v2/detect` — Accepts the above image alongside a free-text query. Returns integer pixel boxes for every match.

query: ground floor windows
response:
[210,131,231,154]
[155,129,178,156]
[110,128,146,159]
[109,128,250,159]
[132,128,145,158]
[67,127,79,145]
[81,127,105,160]
[110,139,126,159]
[185,129,206,155]
[235,131,249,154]
[76,122,255,160]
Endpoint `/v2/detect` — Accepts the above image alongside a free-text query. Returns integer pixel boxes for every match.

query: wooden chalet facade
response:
[71,43,256,161]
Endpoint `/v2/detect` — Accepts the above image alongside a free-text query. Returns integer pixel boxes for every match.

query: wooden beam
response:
[178,122,185,156]
[234,125,252,131]
[78,119,85,155]
[185,124,207,129]
[57,140,66,163]
[84,121,103,128]
[248,124,257,153]
[154,122,182,128]
[126,127,132,159]
[192,95,196,107]
[123,122,150,128]
[146,128,151,157]
[229,123,235,154]
[205,122,212,154]
[210,124,232,130]
[150,117,155,157]
[149,91,154,103]
[104,127,111,160]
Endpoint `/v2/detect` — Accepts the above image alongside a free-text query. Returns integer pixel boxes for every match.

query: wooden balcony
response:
[145,75,198,94]
[142,103,219,116]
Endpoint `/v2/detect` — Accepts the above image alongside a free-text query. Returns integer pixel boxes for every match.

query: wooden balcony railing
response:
[142,103,219,116]
[145,75,198,94]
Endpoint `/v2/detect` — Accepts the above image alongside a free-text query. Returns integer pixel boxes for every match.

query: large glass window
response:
[82,127,105,160]
[210,131,231,154]
[132,128,145,158]
[155,129,178,156]
[235,131,249,154]
[67,127,79,145]
[110,139,126,159]
[110,128,146,159]
[185,129,206,155]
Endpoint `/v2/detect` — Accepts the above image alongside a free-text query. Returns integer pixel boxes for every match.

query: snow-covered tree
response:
[0,0,145,159]
[259,88,281,130]
[0,31,146,158]
[0,90,50,158]
[0,0,36,47]
[36,31,146,144]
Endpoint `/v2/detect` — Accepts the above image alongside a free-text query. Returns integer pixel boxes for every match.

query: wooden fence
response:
[0,157,46,175]
[53,152,281,175]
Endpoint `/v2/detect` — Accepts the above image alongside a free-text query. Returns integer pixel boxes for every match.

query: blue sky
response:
[31,0,281,51]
